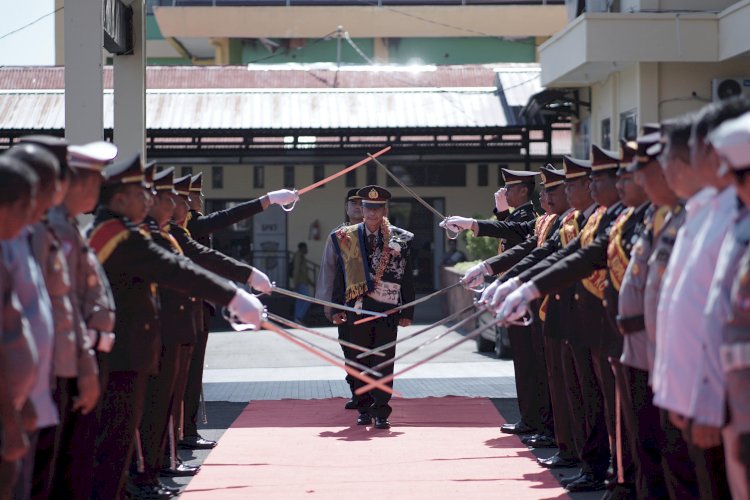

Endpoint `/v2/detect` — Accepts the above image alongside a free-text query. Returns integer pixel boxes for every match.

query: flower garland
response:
[371,217,392,288]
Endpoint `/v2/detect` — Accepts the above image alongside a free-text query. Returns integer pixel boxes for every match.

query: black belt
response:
[616,315,645,335]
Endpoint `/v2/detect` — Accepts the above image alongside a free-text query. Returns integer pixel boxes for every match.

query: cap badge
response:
[368,188,378,200]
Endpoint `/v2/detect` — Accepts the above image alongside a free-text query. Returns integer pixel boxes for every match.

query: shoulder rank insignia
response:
[88,219,130,264]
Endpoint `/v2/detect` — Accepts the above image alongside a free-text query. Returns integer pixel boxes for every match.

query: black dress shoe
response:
[159,483,180,495]
[559,471,584,487]
[160,463,200,477]
[374,417,391,429]
[537,453,579,469]
[500,421,534,435]
[565,472,606,492]
[179,435,217,450]
[357,413,372,425]
[526,435,557,448]
[344,400,358,410]
[125,481,174,499]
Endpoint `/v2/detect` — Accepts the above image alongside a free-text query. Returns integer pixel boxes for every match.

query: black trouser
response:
[657,410,701,499]
[348,316,398,419]
[46,377,98,500]
[687,439,731,499]
[545,337,579,459]
[92,370,147,500]
[184,312,210,438]
[337,323,357,400]
[171,345,195,443]
[565,342,610,479]
[136,343,182,483]
[31,418,57,500]
[509,320,553,435]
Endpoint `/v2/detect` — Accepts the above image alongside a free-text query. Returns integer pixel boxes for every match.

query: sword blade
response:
[272,286,386,318]
[297,146,391,195]
[266,312,385,358]
[262,321,398,396]
[355,314,508,395]
[352,281,462,326]
[370,308,487,371]
[356,303,476,359]
[368,154,446,220]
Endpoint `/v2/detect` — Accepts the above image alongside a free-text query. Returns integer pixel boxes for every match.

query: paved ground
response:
[166,322,600,499]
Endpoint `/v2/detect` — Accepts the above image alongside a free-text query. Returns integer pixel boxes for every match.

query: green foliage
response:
[465,213,498,261]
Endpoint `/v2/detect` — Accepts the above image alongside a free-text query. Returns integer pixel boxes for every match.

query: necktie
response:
[368,233,376,252]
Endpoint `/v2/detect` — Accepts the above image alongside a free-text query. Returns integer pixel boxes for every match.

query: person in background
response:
[441,239,466,267]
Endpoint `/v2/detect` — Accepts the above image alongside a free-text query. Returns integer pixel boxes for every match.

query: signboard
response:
[251,205,288,287]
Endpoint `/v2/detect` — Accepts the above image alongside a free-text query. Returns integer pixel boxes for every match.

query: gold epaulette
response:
[88,219,130,264]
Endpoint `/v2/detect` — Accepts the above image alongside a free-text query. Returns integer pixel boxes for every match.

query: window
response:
[498,164,509,185]
[601,118,611,150]
[253,166,264,188]
[181,166,193,177]
[385,164,466,187]
[478,164,488,186]
[313,165,325,188]
[345,168,357,187]
[211,166,223,189]
[366,164,377,186]
[620,110,638,141]
[283,165,295,188]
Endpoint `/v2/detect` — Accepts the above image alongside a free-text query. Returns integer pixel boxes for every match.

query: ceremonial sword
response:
[367,154,462,240]
[354,312,523,396]
[265,314,383,377]
[267,312,385,357]
[271,285,387,318]
[261,320,399,396]
[278,146,392,212]
[356,303,476,359]
[352,278,483,326]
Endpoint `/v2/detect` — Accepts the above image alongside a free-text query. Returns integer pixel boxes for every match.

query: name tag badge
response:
[368,281,401,305]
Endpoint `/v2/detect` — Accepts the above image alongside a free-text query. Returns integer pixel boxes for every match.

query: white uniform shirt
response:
[652,187,719,415]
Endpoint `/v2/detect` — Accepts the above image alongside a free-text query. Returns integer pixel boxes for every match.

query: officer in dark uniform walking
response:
[331,185,415,429]
[87,154,265,499]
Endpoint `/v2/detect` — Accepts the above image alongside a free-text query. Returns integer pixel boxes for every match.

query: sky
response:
[0,0,56,66]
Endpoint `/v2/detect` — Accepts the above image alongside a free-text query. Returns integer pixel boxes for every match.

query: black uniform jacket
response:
[88,209,237,374]
[185,199,263,241]
[478,201,537,253]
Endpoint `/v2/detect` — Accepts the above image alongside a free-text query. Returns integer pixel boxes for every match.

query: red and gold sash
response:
[606,208,634,293]
[88,219,129,264]
[579,206,608,300]
[558,210,580,247]
[535,213,559,322]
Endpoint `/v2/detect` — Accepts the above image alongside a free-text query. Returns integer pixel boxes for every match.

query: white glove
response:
[227,289,265,330]
[479,279,500,304]
[461,262,489,289]
[440,216,475,233]
[267,189,299,207]
[494,188,509,212]
[248,269,273,294]
[489,277,521,309]
[497,282,540,323]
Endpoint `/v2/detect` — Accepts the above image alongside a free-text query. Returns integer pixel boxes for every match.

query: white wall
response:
[620,0,739,12]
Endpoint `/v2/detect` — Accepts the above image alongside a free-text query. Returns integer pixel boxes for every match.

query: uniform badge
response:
[368,188,379,200]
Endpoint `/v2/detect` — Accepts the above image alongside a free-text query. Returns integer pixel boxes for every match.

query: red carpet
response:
[182,397,567,499]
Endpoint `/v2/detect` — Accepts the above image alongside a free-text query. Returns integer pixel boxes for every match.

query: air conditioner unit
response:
[712,77,750,102]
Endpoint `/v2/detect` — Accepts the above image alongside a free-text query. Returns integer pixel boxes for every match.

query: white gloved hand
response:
[227,289,265,330]
[494,188,509,213]
[489,277,521,309]
[267,189,299,207]
[439,216,475,233]
[461,261,490,289]
[479,279,500,304]
[248,269,273,294]
[497,282,540,323]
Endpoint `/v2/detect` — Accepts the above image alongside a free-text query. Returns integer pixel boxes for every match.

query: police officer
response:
[87,154,264,499]
[331,185,415,429]
[316,188,364,409]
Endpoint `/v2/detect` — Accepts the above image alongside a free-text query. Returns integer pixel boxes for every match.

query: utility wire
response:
[0,6,64,42]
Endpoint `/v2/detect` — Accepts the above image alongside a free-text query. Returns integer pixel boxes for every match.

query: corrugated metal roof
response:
[0,88,505,131]
[0,63,538,90]
[496,67,542,108]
